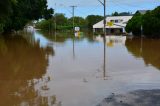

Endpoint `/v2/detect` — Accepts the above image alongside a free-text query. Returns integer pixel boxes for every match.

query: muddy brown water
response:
[0,30,160,106]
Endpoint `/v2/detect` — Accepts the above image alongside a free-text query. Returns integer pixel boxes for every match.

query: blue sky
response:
[47,0,160,18]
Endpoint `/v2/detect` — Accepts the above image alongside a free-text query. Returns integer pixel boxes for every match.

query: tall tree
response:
[54,13,68,26]
[126,6,160,37]
[0,0,53,33]
[86,15,103,29]
[0,0,12,33]
[142,6,160,37]
[125,12,142,36]
[112,12,119,16]
[68,16,86,26]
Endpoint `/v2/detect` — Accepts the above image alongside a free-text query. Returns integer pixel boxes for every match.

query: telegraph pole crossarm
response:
[97,0,106,37]
[98,0,104,6]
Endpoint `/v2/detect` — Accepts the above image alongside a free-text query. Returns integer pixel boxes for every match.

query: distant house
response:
[93,16,132,34]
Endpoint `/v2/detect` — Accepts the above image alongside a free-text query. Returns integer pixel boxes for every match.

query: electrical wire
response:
[52,0,160,17]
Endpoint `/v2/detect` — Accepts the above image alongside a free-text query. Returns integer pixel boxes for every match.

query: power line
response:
[75,7,99,17]
[110,0,159,11]
[60,4,72,14]
[110,0,131,11]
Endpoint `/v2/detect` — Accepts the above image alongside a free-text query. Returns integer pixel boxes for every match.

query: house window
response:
[115,20,118,23]
[110,20,114,23]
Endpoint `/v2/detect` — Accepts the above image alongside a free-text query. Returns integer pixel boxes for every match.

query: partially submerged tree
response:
[0,0,53,33]
[126,6,160,37]
[0,0,12,33]
[125,12,142,36]
[36,14,87,30]
[142,6,160,37]
[54,13,68,26]
[68,16,86,26]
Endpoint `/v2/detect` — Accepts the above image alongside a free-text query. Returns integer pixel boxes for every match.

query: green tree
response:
[53,13,70,30]
[54,13,68,26]
[112,12,119,16]
[125,12,142,36]
[36,19,54,30]
[0,0,53,33]
[142,11,152,36]
[112,12,132,16]
[86,15,103,29]
[126,6,160,37]
[0,0,12,33]
[36,13,69,30]
[119,12,132,16]
[68,16,86,26]
[0,0,12,17]
[142,6,160,37]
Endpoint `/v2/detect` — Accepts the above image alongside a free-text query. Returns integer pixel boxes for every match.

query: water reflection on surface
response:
[0,31,160,106]
[0,33,56,106]
[126,37,160,70]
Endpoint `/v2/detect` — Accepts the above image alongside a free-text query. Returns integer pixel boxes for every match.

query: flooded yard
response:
[0,30,160,106]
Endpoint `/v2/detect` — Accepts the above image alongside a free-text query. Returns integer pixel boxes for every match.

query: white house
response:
[94,36,127,46]
[93,16,132,34]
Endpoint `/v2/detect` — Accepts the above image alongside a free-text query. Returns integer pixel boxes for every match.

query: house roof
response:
[93,16,132,29]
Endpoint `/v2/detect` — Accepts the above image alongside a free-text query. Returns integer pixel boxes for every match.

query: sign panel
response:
[107,22,113,27]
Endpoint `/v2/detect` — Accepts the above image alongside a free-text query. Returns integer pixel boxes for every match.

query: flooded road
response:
[0,30,160,106]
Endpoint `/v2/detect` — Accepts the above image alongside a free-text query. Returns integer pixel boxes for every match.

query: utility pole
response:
[70,6,77,32]
[54,3,57,41]
[70,6,76,59]
[104,0,106,38]
[98,0,106,37]
[98,0,107,80]
[103,0,106,80]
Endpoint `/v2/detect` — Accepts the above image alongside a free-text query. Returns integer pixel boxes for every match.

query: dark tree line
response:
[0,0,53,33]
[36,14,104,30]
[112,12,132,16]
[36,13,86,30]
[126,6,160,37]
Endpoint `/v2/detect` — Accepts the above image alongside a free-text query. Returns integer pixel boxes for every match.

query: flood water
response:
[0,30,160,106]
